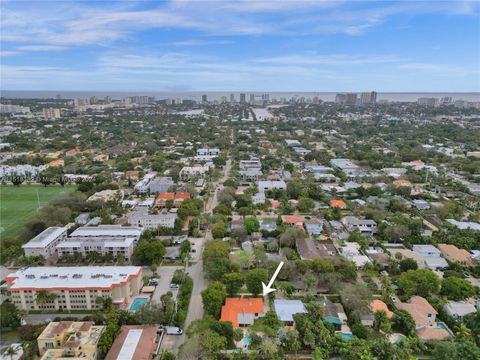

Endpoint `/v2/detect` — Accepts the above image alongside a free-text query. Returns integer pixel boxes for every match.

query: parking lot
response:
[150,266,182,304]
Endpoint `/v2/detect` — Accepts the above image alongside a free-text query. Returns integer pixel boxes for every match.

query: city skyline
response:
[1,0,479,92]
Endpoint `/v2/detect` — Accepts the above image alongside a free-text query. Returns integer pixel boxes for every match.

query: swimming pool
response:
[436,322,454,336]
[242,337,252,346]
[129,297,148,311]
[340,332,353,340]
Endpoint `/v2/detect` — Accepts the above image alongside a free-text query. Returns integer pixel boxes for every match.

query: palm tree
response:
[4,345,18,360]
[456,323,472,338]
[36,290,57,305]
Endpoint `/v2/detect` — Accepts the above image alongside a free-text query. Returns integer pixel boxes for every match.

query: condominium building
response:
[239,157,262,171]
[179,166,209,181]
[22,226,68,258]
[43,107,61,119]
[127,207,177,229]
[196,148,220,156]
[6,266,142,311]
[37,321,104,360]
[56,225,142,260]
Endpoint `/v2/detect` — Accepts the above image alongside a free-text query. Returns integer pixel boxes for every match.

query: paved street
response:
[162,154,231,354]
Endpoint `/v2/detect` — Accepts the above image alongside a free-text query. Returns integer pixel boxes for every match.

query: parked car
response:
[169,283,180,289]
[165,326,183,335]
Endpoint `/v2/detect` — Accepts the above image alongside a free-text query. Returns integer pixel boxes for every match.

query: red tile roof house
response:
[330,199,347,209]
[156,192,190,208]
[394,296,450,341]
[282,215,305,230]
[220,298,265,327]
[65,148,82,157]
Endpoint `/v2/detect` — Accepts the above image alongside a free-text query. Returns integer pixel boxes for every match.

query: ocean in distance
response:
[1,91,479,102]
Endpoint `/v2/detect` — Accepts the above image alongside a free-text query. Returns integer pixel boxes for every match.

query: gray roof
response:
[274,300,307,322]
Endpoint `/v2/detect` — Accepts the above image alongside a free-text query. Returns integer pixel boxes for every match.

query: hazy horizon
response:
[1,90,479,102]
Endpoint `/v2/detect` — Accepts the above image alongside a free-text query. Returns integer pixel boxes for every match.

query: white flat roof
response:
[117,329,142,360]
[70,225,142,238]
[22,227,67,249]
[7,266,141,290]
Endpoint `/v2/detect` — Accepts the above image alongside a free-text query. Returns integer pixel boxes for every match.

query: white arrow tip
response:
[262,281,275,297]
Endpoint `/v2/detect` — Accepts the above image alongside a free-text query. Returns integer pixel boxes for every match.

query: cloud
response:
[171,39,233,46]
[0,51,21,57]
[17,45,68,51]
[2,0,478,50]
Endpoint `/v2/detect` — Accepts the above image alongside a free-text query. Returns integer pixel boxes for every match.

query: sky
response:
[1,0,479,92]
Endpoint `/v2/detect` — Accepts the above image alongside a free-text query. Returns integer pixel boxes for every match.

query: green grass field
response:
[0,185,76,238]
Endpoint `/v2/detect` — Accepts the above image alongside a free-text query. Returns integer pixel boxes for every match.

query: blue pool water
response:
[242,337,252,346]
[436,322,454,336]
[129,298,148,311]
[340,332,353,340]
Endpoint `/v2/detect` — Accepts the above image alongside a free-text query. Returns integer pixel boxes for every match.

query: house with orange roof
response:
[394,296,451,341]
[393,179,413,188]
[93,154,109,162]
[361,299,394,327]
[282,215,305,229]
[370,299,393,318]
[270,200,281,208]
[220,298,265,327]
[47,159,64,168]
[410,160,424,166]
[330,199,347,209]
[65,148,82,157]
[438,243,474,266]
[156,192,190,208]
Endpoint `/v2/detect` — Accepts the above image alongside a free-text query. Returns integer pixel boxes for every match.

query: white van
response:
[165,326,183,335]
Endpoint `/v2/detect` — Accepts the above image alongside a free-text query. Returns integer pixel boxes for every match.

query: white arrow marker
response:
[262,261,284,296]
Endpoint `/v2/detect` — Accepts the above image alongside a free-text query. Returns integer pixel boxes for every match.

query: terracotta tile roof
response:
[174,192,190,200]
[330,199,347,209]
[271,200,281,207]
[410,160,424,165]
[220,298,264,327]
[417,327,450,341]
[395,296,437,326]
[370,300,393,318]
[157,192,175,200]
[47,159,64,168]
[282,215,305,224]
[438,243,473,265]
[393,179,413,188]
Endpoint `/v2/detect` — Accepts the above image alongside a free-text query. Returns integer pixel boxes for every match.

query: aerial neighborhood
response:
[0,93,480,360]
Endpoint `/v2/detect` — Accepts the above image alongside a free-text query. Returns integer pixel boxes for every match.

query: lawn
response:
[0,184,76,238]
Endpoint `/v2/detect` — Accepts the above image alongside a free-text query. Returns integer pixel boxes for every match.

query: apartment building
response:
[37,321,104,360]
[22,226,68,258]
[258,180,286,193]
[196,148,220,156]
[56,225,142,260]
[179,166,209,181]
[239,157,262,171]
[43,107,61,119]
[127,207,177,229]
[6,266,142,311]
